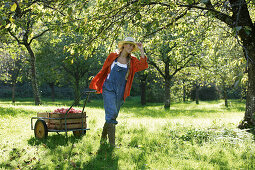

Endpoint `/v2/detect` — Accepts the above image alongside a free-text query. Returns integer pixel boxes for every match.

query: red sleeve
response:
[132,56,148,73]
[89,53,116,93]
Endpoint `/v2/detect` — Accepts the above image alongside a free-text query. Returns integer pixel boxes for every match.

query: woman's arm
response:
[132,57,148,72]
[132,43,148,72]
[137,42,145,58]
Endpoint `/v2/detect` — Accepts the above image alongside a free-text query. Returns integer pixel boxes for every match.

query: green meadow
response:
[0,98,254,169]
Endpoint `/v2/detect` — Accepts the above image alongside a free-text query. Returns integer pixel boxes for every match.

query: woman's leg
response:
[103,90,118,124]
[107,123,116,146]
[100,122,108,143]
[102,89,118,146]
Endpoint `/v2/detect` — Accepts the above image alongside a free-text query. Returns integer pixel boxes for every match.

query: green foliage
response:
[0,42,26,83]
[35,33,108,104]
[0,0,253,113]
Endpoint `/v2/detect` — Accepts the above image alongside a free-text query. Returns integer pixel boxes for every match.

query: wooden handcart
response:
[31,91,96,139]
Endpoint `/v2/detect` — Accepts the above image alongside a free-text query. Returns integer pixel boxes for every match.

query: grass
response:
[0,97,254,169]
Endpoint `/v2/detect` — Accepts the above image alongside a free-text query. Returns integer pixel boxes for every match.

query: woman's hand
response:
[137,42,143,50]
[137,42,145,58]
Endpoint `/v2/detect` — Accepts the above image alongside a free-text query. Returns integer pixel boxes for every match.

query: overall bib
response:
[102,59,128,124]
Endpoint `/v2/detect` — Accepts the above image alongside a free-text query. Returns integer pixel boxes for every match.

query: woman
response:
[89,37,148,146]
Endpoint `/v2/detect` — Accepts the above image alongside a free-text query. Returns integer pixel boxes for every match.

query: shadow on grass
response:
[27,134,84,169]
[121,107,235,118]
[249,130,255,141]
[0,107,33,116]
[0,135,82,169]
[27,134,80,149]
[0,98,245,119]
[28,135,119,169]
[119,99,246,118]
[82,144,118,169]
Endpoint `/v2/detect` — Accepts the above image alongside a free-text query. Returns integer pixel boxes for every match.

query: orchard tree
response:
[178,0,255,129]
[137,70,149,105]
[36,33,107,105]
[63,38,108,106]
[0,0,90,105]
[0,42,26,103]
[146,18,205,109]
[36,35,65,101]
[204,26,244,107]
[62,55,92,106]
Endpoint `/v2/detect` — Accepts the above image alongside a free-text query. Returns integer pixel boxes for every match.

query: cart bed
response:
[37,112,87,130]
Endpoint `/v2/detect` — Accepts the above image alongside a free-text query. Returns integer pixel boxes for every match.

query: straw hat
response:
[118,37,139,52]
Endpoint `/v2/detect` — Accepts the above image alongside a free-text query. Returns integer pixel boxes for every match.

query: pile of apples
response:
[54,107,82,114]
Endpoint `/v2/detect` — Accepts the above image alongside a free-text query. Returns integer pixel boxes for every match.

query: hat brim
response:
[118,41,139,52]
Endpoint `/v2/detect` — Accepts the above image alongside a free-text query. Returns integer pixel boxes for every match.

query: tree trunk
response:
[49,83,55,102]
[183,82,186,102]
[164,77,171,109]
[12,82,16,104]
[140,72,147,106]
[141,81,146,105]
[223,84,228,108]
[164,59,171,109]
[222,0,255,129]
[239,51,255,128]
[74,78,80,106]
[141,81,146,106]
[235,5,255,128]
[25,43,41,105]
[195,83,199,104]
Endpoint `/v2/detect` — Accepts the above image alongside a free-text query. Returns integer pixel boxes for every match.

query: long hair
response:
[118,45,131,80]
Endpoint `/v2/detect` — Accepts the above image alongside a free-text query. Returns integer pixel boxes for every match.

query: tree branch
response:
[62,63,74,75]
[29,29,49,45]
[179,2,233,27]
[149,59,166,79]
[172,66,183,77]
[7,29,22,44]
[145,2,172,8]
[183,55,193,67]
[172,54,194,76]
[143,9,188,38]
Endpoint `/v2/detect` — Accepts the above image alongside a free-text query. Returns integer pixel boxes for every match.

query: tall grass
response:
[0,98,254,169]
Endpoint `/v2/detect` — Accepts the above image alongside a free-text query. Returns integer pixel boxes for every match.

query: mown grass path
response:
[0,98,254,169]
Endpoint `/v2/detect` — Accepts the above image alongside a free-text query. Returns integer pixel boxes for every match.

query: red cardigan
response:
[89,52,148,101]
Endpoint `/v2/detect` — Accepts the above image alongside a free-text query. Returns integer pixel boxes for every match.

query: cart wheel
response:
[34,119,48,139]
[73,130,86,138]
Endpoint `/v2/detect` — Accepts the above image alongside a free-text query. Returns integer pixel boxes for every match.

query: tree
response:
[36,34,97,105]
[0,0,89,105]
[137,70,148,105]
[178,0,255,128]
[203,25,244,107]
[36,35,64,102]
[62,56,91,105]
[0,42,26,103]
[147,18,205,108]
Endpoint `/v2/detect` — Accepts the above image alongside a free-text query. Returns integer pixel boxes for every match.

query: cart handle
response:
[64,89,97,137]
[64,90,97,114]
[84,90,97,94]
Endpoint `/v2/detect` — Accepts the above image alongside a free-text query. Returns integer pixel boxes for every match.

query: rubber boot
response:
[107,123,116,147]
[100,122,108,144]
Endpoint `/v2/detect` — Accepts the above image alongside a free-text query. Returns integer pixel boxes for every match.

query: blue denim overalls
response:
[102,58,128,124]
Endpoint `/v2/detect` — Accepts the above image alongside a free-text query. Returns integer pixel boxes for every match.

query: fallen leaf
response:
[70,161,76,168]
